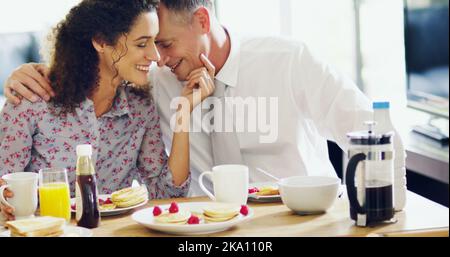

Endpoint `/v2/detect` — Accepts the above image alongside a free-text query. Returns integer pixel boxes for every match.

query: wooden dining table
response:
[85,190,448,237]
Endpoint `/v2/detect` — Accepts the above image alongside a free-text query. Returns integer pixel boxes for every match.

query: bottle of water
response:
[373,102,407,211]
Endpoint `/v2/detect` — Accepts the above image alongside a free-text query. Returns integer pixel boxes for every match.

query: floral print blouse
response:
[0,85,190,198]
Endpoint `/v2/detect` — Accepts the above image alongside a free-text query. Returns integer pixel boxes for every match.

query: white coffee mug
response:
[0,172,39,219]
[199,165,249,205]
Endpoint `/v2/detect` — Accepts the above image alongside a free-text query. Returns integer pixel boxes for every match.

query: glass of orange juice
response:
[38,168,71,222]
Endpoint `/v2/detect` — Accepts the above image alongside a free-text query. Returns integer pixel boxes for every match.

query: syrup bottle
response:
[75,144,100,228]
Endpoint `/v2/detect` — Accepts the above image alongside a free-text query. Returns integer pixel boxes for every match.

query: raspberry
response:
[248,187,259,194]
[169,202,179,213]
[153,206,162,216]
[187,215,200,225]
[71,204,76,210]
[99,199,105,205]
[104,198,113,204]
[240,205,249,216]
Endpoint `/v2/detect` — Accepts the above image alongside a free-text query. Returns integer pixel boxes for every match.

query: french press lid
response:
[346,121,394,146]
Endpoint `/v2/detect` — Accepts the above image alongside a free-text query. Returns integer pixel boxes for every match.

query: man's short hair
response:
[160,0,214,13]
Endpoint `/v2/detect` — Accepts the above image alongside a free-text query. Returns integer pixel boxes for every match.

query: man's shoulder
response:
[0,95,6,111]
[240,36,306,54]
[150,66,179,84]
[149,67,183,100]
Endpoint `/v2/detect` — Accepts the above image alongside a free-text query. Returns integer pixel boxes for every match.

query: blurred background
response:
[0,0,448,206]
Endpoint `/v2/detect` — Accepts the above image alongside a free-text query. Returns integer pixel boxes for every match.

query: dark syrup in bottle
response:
[75,144,100,228]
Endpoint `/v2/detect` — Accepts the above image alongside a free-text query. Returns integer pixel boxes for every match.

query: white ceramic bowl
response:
[277,176,341,215]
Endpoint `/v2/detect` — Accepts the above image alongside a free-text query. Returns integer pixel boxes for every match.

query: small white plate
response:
[0,225,93,237]
[132,202,253,236]
[248,182,282,203]
[71,194,148,217]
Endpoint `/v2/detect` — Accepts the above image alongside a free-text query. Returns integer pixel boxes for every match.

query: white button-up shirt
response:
[151,31,373,196]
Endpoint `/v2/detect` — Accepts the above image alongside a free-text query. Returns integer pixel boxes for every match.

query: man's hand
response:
[4,63,54,105]
[181,54,216,112]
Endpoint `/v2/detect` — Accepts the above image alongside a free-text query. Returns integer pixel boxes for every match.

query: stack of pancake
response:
[202,203,240,223]
[111,185,148,208]
[153,202,243,225]
[154,210,192,225]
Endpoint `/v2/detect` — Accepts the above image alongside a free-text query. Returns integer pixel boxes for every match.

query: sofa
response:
[0,31,43,111]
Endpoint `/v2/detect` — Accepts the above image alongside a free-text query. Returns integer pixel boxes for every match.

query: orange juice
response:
[39,182,71,222]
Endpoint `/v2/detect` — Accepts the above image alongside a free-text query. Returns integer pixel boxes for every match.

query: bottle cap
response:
[76,144,92,156]
[373,101,390,110]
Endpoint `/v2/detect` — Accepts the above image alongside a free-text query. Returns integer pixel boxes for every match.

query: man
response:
[3,0,406,208]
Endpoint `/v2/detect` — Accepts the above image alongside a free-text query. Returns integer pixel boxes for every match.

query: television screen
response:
[404,0,449,118]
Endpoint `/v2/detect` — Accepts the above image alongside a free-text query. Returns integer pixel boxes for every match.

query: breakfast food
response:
[240,205,249,216]
[153,206,163,216]
[5,216,66,237]
[202,203,240,223]
[99,203,117,211]
[251,185,279,196]
[70,186,148,212]
[71,197,117,211]
[152,202,195,225]
[99,198,116,211]
[150,202,251,225]
[111,185,148,208]
[248,187,259,194]
[187,215,201,225]
[169,202,179,213]
[154,210,192,225]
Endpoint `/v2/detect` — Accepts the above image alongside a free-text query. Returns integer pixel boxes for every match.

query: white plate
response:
[248,182,282,203]
[132,202,253,236]
[71,194,148,217]
[0,225,93,237]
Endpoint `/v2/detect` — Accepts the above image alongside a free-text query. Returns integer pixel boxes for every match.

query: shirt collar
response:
[215,27,240,88]
[107,85,131,118]
[75,83,131,118]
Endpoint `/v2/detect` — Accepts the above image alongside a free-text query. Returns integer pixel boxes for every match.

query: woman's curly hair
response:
[47,0,159,114]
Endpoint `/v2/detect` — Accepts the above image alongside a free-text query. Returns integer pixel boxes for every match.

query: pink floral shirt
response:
[0,85,190,198]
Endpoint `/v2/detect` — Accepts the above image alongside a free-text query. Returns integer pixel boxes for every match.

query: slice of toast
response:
[6,216,65,237]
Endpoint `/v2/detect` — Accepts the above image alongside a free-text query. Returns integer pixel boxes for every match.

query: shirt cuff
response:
[163,166,191,198]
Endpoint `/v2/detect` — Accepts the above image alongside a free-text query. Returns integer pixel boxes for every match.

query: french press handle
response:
[345,153,367,215]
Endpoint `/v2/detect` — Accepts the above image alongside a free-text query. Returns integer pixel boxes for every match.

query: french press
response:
[345,121,395,227]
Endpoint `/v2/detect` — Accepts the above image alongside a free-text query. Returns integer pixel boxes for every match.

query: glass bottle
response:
[75,144,100,228]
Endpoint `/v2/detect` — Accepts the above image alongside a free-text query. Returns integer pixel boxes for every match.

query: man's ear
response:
[192,7,211,33]
[92,37,107,53]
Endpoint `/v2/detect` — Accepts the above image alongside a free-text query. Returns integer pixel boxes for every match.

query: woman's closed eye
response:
[137,43,147,48]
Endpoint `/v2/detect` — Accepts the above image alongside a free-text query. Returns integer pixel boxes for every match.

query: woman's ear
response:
[92,37,106,53]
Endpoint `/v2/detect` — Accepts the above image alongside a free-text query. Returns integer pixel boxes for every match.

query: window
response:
[0,0,80,33]
[216,0,282,36]
[358,0,406,104]
[216,0,357,81]
[290,0,356,80]
[216,0,409,114]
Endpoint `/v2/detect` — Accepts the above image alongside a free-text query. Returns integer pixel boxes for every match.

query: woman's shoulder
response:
[1,98,50,119]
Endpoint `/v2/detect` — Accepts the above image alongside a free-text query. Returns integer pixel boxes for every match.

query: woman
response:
[0,0,215,221]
